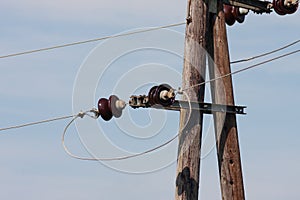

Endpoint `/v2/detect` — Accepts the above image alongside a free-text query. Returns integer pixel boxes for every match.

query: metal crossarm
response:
[224,0,272,13]
[166,101,246,114]
[129,95,246,115]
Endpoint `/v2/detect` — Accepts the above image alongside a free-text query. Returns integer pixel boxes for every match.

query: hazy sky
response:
[0,1,299,199]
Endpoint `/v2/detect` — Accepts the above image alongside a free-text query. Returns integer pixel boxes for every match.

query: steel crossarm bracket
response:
[224,0,273,13]
[129,98,246,115]
[154,100,246,114]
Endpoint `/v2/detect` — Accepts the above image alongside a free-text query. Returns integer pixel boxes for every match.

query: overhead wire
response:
[182,49,300,91]
[230,39,299,64]
[62,91,192,161]
[0,109,100,132]
[0,49,299,161]
[0,13,298,162]
[62,115,178,161]
[0,21,297,67]
[0,114,75,132]
[0,22,186,59]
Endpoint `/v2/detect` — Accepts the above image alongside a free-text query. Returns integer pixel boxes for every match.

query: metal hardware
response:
[129,95,246,115]
[223,0,273,13]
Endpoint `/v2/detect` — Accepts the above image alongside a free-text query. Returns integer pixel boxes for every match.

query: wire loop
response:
[61,102,192,161]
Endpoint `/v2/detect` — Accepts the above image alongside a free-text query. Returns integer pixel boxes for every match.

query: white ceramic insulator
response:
[115,100,126,110]
[239,8,249,15]
[160,90,175,101]
[160,90,169,101]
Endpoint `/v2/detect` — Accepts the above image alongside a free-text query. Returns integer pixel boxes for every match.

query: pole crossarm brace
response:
[223,0,273,13]
[168,101,246,115]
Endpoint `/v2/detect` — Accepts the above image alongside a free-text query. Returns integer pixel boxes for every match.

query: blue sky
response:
[0,0,299,199]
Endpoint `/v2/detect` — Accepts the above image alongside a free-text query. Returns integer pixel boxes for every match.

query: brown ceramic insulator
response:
[232,7,246,23]
[236,15,245,23]
[148,85,158,105]
[154,84,175,107]
[280,0,298,14]
[273,0,288,15]
[98,98,113,121]
[108,95,122,118]
[284,0,298,14]
[288,1,298,14]
[224,5,236,26]
[273,0,298,15]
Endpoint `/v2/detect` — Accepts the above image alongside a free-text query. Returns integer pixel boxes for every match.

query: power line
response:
[0,22,186,59]
[62,113,179,161]
[230,39,300,64]
[0,109,100,132]
[183,49,300,91]
[0,114,75,132]
[0,50,299,161]
[62,92,192,161]
[0,50,299,132]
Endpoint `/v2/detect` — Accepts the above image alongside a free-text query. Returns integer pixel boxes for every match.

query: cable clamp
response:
[88,108,100,119]
[177,87,184,95]
[77,111,85,118]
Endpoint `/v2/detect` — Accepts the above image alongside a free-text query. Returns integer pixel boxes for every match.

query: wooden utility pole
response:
[176,0,246,199]
[175,0,298,200]
[175,0,207,200]
[207,1,245,199]
[175,0,298,199]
